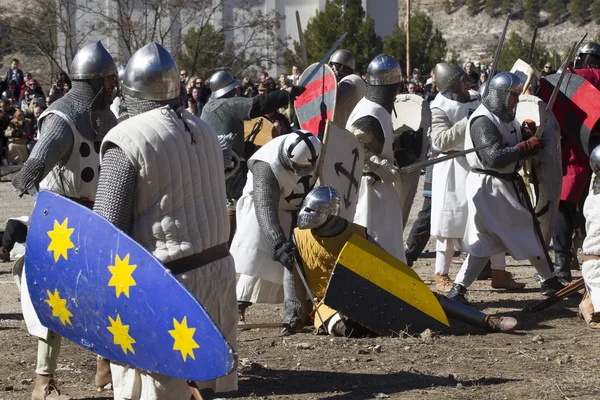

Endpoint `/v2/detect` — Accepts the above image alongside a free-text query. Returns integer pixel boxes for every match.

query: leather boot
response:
[476,259,492,280]
[554,254,573,283]
[447,283,469,305]
[95,357,112,391]
[435,273,453,293]
[578,295,600,328]
[32,375,71,400]
[483,315,518,332]
[238,301,251,322]
[540,276,566,296]
[491,270,526,290]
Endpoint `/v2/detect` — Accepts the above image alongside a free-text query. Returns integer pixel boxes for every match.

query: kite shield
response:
[323,234,449,336]
[294,62,337,138]
[392,94,431,226]
[24,191,235,381]
[318,121,365,220]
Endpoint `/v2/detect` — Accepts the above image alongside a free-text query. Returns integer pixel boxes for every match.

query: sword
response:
[536,32,588,138]
[397,142,494,175]
[300,32,348,87]
[526,27,537,65]
[482,13,511,99]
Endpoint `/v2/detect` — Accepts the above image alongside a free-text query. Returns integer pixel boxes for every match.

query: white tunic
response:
[462,105,542,260]
[231,135,318,284]
[346,98,406,262]
[430,95,479,239]
[582,183,600,311]
[333,74,366,127]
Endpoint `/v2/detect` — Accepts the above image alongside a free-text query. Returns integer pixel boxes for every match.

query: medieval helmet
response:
[117,64,126,82]
[210,71,240,99]
[297,186,341,230]
[329,49,356,71]
[591,144,600,175]
[70,41,117,80]
[283,130,322,175]
[434,63,467,94]
[482,72,523,122]
[366,54,402,86]
[574,41,600,69]
[122,42,180,101]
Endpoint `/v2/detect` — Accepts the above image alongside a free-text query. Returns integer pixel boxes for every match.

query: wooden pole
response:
[296,11,309,69]
[406,0,411,77]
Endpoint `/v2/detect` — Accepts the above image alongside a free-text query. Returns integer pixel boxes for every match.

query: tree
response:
[524,0,540,28]
[546,0,566,24]
[176,25,225,78]
[485,0,501,15]
[592,0,600,23]
[496,31,551,71]
[569,0,591,24]
[291,0,383,75]
[467,0,480,15]
[383,12,448,75]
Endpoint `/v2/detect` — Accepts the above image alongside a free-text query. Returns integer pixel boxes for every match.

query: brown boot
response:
[32,375,71,400]
[578,295,600,328]
[435,273,453,293]
[95,357,112,391]
[491,269,526,290]
[483,315,518,332]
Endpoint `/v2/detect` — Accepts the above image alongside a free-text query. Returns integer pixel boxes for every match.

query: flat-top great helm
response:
[210,71,240,99]
[366,54,402,86]
[575,41,600,69]
[482,72,523,123]
[591,144,600,175]
[70,41,117,80]
[434,63,468,101]
[329,49,356,72]
[282,129,322,176]
[122,42,179,101]
[297,186,341,230]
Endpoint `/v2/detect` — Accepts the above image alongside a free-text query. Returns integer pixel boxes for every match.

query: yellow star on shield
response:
[47,218,75,262]
[45,289,73,326]
[107,314,136,355]
[169,316,200,362]
[107,254,137,298]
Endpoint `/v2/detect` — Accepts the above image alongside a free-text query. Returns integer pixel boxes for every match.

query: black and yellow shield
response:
[323,234,449,335]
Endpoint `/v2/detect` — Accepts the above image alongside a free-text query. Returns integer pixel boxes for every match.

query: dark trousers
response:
[552,200,578,259]
[2,219,28,251]
[405,196,431,266]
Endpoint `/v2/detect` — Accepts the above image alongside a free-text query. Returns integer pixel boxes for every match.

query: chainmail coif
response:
[365,83,399,114]
[125,94,181,117]
[481,88,515,123]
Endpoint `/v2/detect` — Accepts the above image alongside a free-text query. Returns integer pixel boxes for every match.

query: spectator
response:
[186,97,198,116]
[180,69,188,85]
[464,61,479,88]
[242,77,257,97]
[541,62,555,76]
[186,76,199,94]
[45,96,53,107]
[257,82,267,95]
[279,73,289,88]
[190,87,202,115]
[260,71,269,82]
[4,109,31,164]
[56,70,72,91]
[288,65,301,85]
[2,80,19,105]
[4,59,24,88]
[479,71,488,87]
[407,82,421,96]
[411,68,426,86]
[30,105,43,152]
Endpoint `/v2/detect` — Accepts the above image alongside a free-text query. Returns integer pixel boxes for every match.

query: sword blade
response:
[300,32,348,87]
[398,143,493,175]
[482,13,511,99]
[537,32,588,138]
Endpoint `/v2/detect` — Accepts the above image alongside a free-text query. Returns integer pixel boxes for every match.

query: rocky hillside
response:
[403,0,597,67]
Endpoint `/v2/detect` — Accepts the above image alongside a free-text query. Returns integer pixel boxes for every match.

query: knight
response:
[329,49,366,127]
[292,186,518,335]
[230,130,322,326]
[93,41,238,398]
[110,64,128,121]
[12,41,117,400]
[346,54,405,261]
[447,72,565,304]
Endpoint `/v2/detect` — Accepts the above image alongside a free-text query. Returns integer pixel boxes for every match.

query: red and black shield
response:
[538,72,600,155]
[294,63,337,138]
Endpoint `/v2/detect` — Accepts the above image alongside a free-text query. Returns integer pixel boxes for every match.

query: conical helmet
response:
[70,41,117,80]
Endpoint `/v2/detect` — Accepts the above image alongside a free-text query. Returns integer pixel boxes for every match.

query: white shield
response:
[511,59,538,93]
[515,94,562,246]
[318,121,365,220]
[392,94,432,227]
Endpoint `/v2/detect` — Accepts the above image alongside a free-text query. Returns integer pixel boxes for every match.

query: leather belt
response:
[584,255,600,262]
[472,168,520,181]
[165,243,230,275]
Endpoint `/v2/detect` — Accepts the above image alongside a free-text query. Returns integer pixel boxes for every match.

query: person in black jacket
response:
[4,59,24,89]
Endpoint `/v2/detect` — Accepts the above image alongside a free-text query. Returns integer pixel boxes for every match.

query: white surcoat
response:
[430,95,479,239]
[582,184,600,310]
[231,135,318,284]
[346,98,405,262]
[462,104,542,260]
[334,74,366,127]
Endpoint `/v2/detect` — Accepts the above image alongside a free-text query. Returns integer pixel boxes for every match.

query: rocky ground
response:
[0,173,599,400]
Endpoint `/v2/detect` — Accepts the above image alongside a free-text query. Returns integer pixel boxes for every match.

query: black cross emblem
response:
[334,147,360,208]
[284,175,314,204]
[287,131,318,165]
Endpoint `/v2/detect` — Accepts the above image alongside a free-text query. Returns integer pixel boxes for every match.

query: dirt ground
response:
[1,174,599,400]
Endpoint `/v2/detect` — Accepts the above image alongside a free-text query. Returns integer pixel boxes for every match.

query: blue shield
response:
[25,191,234,381]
